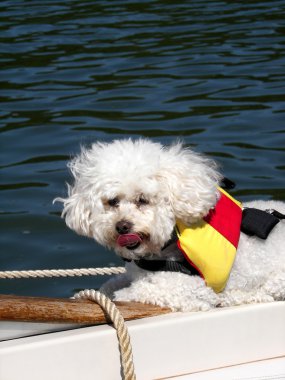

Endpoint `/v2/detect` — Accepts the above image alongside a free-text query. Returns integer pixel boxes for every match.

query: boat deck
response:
[1,302,285,379]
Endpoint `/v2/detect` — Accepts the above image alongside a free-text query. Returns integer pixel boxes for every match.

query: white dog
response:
[58,139,285,311]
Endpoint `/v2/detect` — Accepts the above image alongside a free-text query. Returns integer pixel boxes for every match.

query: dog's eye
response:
[136,195,149,207]
[107,197,120,207]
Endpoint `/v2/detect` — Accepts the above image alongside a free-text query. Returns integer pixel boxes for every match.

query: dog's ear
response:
[55,183,93,237]
[55,149,99,238]
[157,143,222,224]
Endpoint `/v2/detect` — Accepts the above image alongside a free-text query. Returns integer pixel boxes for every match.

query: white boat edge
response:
[0,301,285,379]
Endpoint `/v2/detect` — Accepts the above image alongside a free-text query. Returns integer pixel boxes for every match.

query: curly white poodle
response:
[57,139,285,311]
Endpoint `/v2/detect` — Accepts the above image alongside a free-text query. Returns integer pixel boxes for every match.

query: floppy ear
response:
[56,183,94,237]
[158,143,222,224]
[55,149,99,238]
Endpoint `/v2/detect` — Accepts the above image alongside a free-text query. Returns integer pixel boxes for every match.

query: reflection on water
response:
[1,0,285,297]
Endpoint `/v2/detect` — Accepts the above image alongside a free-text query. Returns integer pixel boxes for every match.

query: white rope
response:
[0,266,126,279]
[0,268,136,379]
[74,289,136,380]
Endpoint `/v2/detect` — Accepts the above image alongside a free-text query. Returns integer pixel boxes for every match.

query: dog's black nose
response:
[116,220,133,234]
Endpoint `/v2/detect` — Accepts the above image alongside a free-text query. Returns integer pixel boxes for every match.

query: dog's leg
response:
[218,289,274,307]
[114,272,220,312]
[100,273,132,299]
[219,266,285,307]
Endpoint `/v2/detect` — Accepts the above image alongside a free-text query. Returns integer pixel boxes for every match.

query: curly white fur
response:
[57,139,285,312]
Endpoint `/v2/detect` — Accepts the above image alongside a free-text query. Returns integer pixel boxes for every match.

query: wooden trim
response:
[0,295,171,325]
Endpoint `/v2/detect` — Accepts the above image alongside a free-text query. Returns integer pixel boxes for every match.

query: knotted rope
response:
[0,266,126,279]
[74,289,136,380]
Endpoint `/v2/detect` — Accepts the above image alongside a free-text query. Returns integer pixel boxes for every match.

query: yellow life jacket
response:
[176,188,242,292]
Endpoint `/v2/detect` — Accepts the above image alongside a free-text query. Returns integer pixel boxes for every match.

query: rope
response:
[74,289,136,380]
[0,266,126,279]
[0,267,136,379]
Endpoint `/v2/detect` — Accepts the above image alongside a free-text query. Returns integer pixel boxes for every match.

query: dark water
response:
[1,0,285,297]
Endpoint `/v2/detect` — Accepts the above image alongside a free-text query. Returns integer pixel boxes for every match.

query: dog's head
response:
[57,139,221,260]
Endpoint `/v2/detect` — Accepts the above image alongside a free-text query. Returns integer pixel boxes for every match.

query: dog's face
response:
[58,139,221,260]
[92,179,175,259]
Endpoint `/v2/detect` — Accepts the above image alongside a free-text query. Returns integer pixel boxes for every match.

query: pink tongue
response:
[117,233,142,247]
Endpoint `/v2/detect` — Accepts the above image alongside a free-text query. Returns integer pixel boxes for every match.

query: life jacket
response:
[132,188,284,292]
[175,188,242,292]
